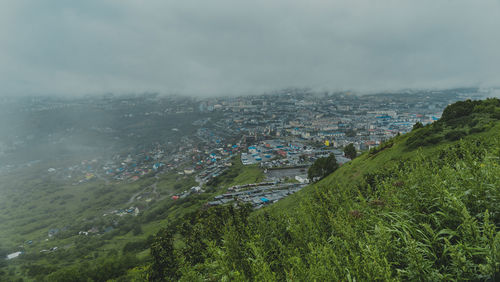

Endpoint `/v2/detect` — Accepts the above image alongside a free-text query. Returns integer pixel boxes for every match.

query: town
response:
[0,88,489,194]
[0,87,491,263]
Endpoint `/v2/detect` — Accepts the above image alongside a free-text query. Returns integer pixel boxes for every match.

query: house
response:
[191,186,202,193]
[295,175,309,184]
[6,251,23,260]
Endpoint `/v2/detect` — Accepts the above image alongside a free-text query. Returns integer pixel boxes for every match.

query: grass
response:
[172,102,499,281]
[0,160,206,281]
[243,120,500,280]
[0,152,266,280]
[205,155,265,190]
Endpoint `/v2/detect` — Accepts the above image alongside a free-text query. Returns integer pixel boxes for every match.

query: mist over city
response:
[1,1,499,281]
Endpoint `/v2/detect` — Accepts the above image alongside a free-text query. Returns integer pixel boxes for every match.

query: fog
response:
[1,0,500,97]
[1,2,500,279]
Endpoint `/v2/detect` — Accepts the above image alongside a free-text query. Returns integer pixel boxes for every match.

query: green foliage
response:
[307,153,339,181]
[149,228,179,281]
[206,156,264,188]
[445,130,466,141]
[405,123,443,149]
[346,129,357,137]
[149,203,253,281]
[344,143,357,159]
[369,138,395,156]
[148,113,500,281]
[406,98,500,149]
[44,254,139,282]
[412,122,424,131]
[123,239,149,254]
[440,99,479,123]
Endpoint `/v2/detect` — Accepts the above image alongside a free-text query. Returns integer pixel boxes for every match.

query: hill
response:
[0,155,264,281]
[145,99,500,281]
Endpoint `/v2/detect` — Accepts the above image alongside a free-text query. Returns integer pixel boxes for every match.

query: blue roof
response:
[260,197,270,203]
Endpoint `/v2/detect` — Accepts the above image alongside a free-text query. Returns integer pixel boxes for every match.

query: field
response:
[0,153,264,281]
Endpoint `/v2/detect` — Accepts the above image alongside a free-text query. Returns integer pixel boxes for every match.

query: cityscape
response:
[1,0,499,279]
[0,87,491,213]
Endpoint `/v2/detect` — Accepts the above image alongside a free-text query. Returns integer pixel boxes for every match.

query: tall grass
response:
[148,137,499,281]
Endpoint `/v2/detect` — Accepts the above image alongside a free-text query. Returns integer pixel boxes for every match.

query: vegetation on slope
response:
[406,98,500,149]
[147,99,500,281]
[307,153,339,181]
[0,156,263,281]
[205,156,265,190]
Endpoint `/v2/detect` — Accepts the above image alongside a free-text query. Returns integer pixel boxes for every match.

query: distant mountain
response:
[144,99,500,281]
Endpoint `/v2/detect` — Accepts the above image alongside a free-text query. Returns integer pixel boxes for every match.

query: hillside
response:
[144,99,500,281]
[0,154,265,281]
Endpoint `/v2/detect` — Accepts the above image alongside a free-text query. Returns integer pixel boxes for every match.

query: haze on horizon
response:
[1,0,500,97]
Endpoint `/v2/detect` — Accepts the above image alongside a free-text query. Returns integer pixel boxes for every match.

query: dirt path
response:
[127,174,160,204]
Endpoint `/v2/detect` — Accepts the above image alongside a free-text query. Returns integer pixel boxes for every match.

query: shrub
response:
[445,130,466,141]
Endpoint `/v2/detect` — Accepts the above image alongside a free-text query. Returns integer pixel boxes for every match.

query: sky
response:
[1,0,500,97]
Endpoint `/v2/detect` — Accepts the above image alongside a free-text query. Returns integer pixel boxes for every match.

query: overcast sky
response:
[1,0,500,97]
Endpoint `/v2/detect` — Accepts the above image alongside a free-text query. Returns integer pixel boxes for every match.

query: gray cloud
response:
[1,0,500,96]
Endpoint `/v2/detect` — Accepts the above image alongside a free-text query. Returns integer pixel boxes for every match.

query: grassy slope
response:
[163,100,500,281]
[273,118,500,213]
[206,155,265,190]
[0,164,202,280]
[246,118,500,280]
[0,154,265,281]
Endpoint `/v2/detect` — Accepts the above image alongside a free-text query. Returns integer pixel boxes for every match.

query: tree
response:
[150,228,179,281]
[412,122,424,131]
[308,154,338,181]
[346,129,357,137]
[344,143,357,159]
[440,99,477,122]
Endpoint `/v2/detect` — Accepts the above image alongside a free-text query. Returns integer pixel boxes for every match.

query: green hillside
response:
[0,156,264,282]
[145,99,500,281]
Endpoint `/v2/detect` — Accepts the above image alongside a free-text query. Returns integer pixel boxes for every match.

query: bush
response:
[308,154,338,181]
[440,100,478,123]
[343,143,357,159]
[469,127,486,134]
[123,240,148,254]
[412,122,424,130]
[445,130,466,141]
